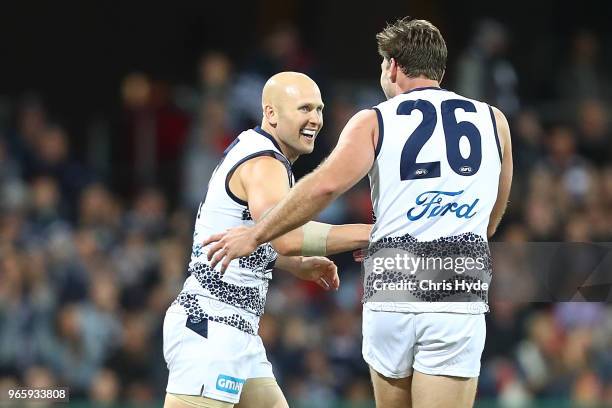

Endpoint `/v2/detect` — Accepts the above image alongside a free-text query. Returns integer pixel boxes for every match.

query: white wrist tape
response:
[301,222,331,256]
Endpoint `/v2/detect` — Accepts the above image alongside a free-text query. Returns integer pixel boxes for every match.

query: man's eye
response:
[299,106,309,112]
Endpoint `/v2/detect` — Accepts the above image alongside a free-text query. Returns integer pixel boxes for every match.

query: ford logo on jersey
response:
[407,190,479,221]
[216,374,245,394]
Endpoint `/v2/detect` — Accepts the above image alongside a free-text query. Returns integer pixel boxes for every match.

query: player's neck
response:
[260,123,300,163]
[397,77,440,94]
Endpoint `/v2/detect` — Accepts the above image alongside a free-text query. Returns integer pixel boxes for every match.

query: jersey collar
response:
[254,126,284,153]
[403,86,446,95]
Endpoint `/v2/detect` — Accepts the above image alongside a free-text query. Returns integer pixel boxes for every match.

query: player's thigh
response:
[369,366,412,408]
[164,393,234,408]
[234,378,288,408]
[411,370,477,408]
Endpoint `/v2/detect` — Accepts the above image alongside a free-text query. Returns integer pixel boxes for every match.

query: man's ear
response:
[439,69,445,84]
[389,58,398,83]
[263,104,278,126]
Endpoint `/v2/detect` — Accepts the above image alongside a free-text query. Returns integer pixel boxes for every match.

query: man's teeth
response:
[302,129,316,137]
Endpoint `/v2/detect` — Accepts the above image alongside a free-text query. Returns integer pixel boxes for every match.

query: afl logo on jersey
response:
[415,168,429,177]
[459,165,473,174]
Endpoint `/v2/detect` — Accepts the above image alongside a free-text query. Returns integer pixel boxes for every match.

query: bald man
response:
[163,72,371,408]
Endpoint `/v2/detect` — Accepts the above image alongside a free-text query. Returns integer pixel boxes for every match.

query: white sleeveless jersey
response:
[174,126,293,335]
[365,87,502,314]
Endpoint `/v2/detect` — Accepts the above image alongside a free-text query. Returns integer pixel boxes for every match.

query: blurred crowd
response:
[0,19,611,407]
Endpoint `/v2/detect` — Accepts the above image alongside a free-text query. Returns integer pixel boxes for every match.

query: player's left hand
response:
[203,226,259,273]
[294,256,340,290]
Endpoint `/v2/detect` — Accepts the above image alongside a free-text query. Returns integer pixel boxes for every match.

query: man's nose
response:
[309,110,322,127]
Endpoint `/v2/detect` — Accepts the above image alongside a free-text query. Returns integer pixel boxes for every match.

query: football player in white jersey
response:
[204,19,513,408]
[164,71,372,408]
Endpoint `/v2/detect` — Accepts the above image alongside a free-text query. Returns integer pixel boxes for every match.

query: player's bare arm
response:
[205,109,378,271]
[229,154,303,255]
[220,153,370,256]
[487,106,513,238]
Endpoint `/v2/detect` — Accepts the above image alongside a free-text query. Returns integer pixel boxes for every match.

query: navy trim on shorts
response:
[488,106,503,162]
[372,107,384,159]
[225,150,294,206]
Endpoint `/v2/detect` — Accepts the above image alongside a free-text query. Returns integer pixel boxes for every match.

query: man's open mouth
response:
[301,128,316,139]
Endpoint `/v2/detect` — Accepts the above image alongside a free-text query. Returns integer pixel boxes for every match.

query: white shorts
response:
[163,304,274,404]
[362,307,486,378]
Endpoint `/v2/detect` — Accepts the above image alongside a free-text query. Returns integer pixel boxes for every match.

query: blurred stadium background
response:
[1,1,611,407]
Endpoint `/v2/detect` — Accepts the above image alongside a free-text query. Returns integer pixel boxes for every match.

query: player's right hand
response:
[203,226,259,273]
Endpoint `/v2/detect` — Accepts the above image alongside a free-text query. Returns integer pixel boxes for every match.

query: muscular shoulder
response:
[238,155,288,183]
[226,154,291,204]
[347,109,378,131]
[339,109,378,148]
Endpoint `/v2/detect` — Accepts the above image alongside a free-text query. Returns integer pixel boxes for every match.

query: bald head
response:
[262,72,320,110]
[259,71,324,161]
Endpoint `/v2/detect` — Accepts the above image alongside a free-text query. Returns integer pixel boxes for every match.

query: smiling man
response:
[163,72,371,408]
